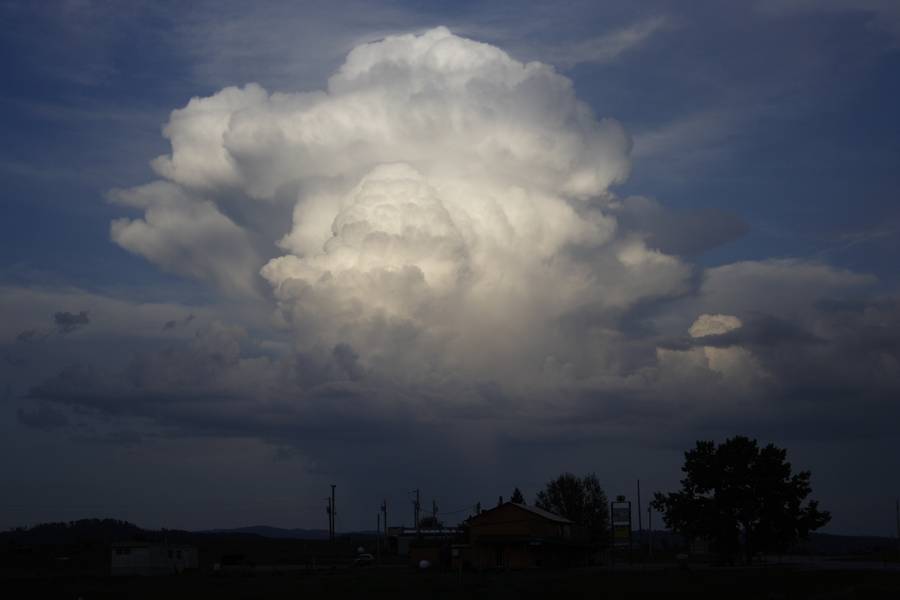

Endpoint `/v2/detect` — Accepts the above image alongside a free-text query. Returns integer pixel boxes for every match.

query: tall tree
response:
[535,472,608,542]
[510,487,525,504]
[652,436,830,563]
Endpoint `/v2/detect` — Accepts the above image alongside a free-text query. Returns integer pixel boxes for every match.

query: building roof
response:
[472,534,587,547]
[392,528,462,537]
[111,540,196,549]
[510,502,573,524]
[473,502,573,524]
[111,541,152,548]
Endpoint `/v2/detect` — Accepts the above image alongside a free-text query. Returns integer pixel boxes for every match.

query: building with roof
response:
[463,502,587,569]
[387,526,462,558]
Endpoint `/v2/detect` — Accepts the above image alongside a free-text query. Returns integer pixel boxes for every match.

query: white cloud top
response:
[689,313,743,338]
[153,27,630,200]
[90,26,887,437]
[110,27,697,389]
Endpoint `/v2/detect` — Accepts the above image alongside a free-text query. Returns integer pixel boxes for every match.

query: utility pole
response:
[381,499,388,537]
[637,480,643,556]
[330,484,336,542]
[648,505,653,561]
[432,499,438,524]
[326,497,333,542]
[414,489,421,534]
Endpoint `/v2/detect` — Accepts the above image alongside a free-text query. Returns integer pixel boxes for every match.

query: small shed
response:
[110,541,198,576]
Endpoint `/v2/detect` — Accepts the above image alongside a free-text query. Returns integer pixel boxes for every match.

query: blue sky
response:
[2,1,899,536]
[4,2,899,288]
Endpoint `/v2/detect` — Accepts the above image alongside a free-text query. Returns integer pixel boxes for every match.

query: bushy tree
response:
[510,487,525,504]
[535,472,608,542]
[652,436,830,563]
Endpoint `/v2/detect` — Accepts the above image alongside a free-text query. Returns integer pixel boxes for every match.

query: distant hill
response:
[0,519,378,546]
[4,519,895,557]
[199,526,330,540]
[796,532,898,556]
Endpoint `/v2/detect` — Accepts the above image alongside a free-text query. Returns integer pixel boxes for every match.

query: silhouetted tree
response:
[535,472,608,542]
[0,519,145,545]
[510,487,525,504]
[652,436,831,563]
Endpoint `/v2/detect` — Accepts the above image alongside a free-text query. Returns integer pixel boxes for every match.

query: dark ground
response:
[4,566,900,599]
[4,522,899,598]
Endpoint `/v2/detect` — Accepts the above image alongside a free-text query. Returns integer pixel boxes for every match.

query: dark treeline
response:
[508,436,836,563]
[2,519,146,546]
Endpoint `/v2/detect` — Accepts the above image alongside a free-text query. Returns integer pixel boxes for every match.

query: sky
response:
[1,0,899,537]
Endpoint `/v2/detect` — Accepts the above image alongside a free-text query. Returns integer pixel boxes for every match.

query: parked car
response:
[353,553,375,566]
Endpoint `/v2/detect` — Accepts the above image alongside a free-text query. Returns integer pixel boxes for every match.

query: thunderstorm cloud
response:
[11,27,899,493]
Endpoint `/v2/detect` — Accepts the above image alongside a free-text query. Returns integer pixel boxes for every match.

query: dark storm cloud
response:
[53,310,90,334]
[71,429,144,446]
[611,195,748,257]
[670,294,900,444]
[13,270,900,537]
[24,290,900,450]
[707,314,823,348]
[660,313,824,351]
[14,310,91,342]
[24,322,422,447]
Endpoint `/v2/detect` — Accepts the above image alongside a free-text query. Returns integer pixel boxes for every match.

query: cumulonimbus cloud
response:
[110,26,697,392]
[43,25,889,454]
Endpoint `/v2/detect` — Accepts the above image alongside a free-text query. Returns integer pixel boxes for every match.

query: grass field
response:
[4,565,900,599]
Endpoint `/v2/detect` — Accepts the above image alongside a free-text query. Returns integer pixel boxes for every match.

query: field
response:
[4,564,900,599]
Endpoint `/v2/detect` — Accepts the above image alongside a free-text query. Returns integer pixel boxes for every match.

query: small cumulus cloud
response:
[689,314,743,338]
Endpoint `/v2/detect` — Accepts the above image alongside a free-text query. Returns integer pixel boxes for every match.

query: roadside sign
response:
[610,498,632,549]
